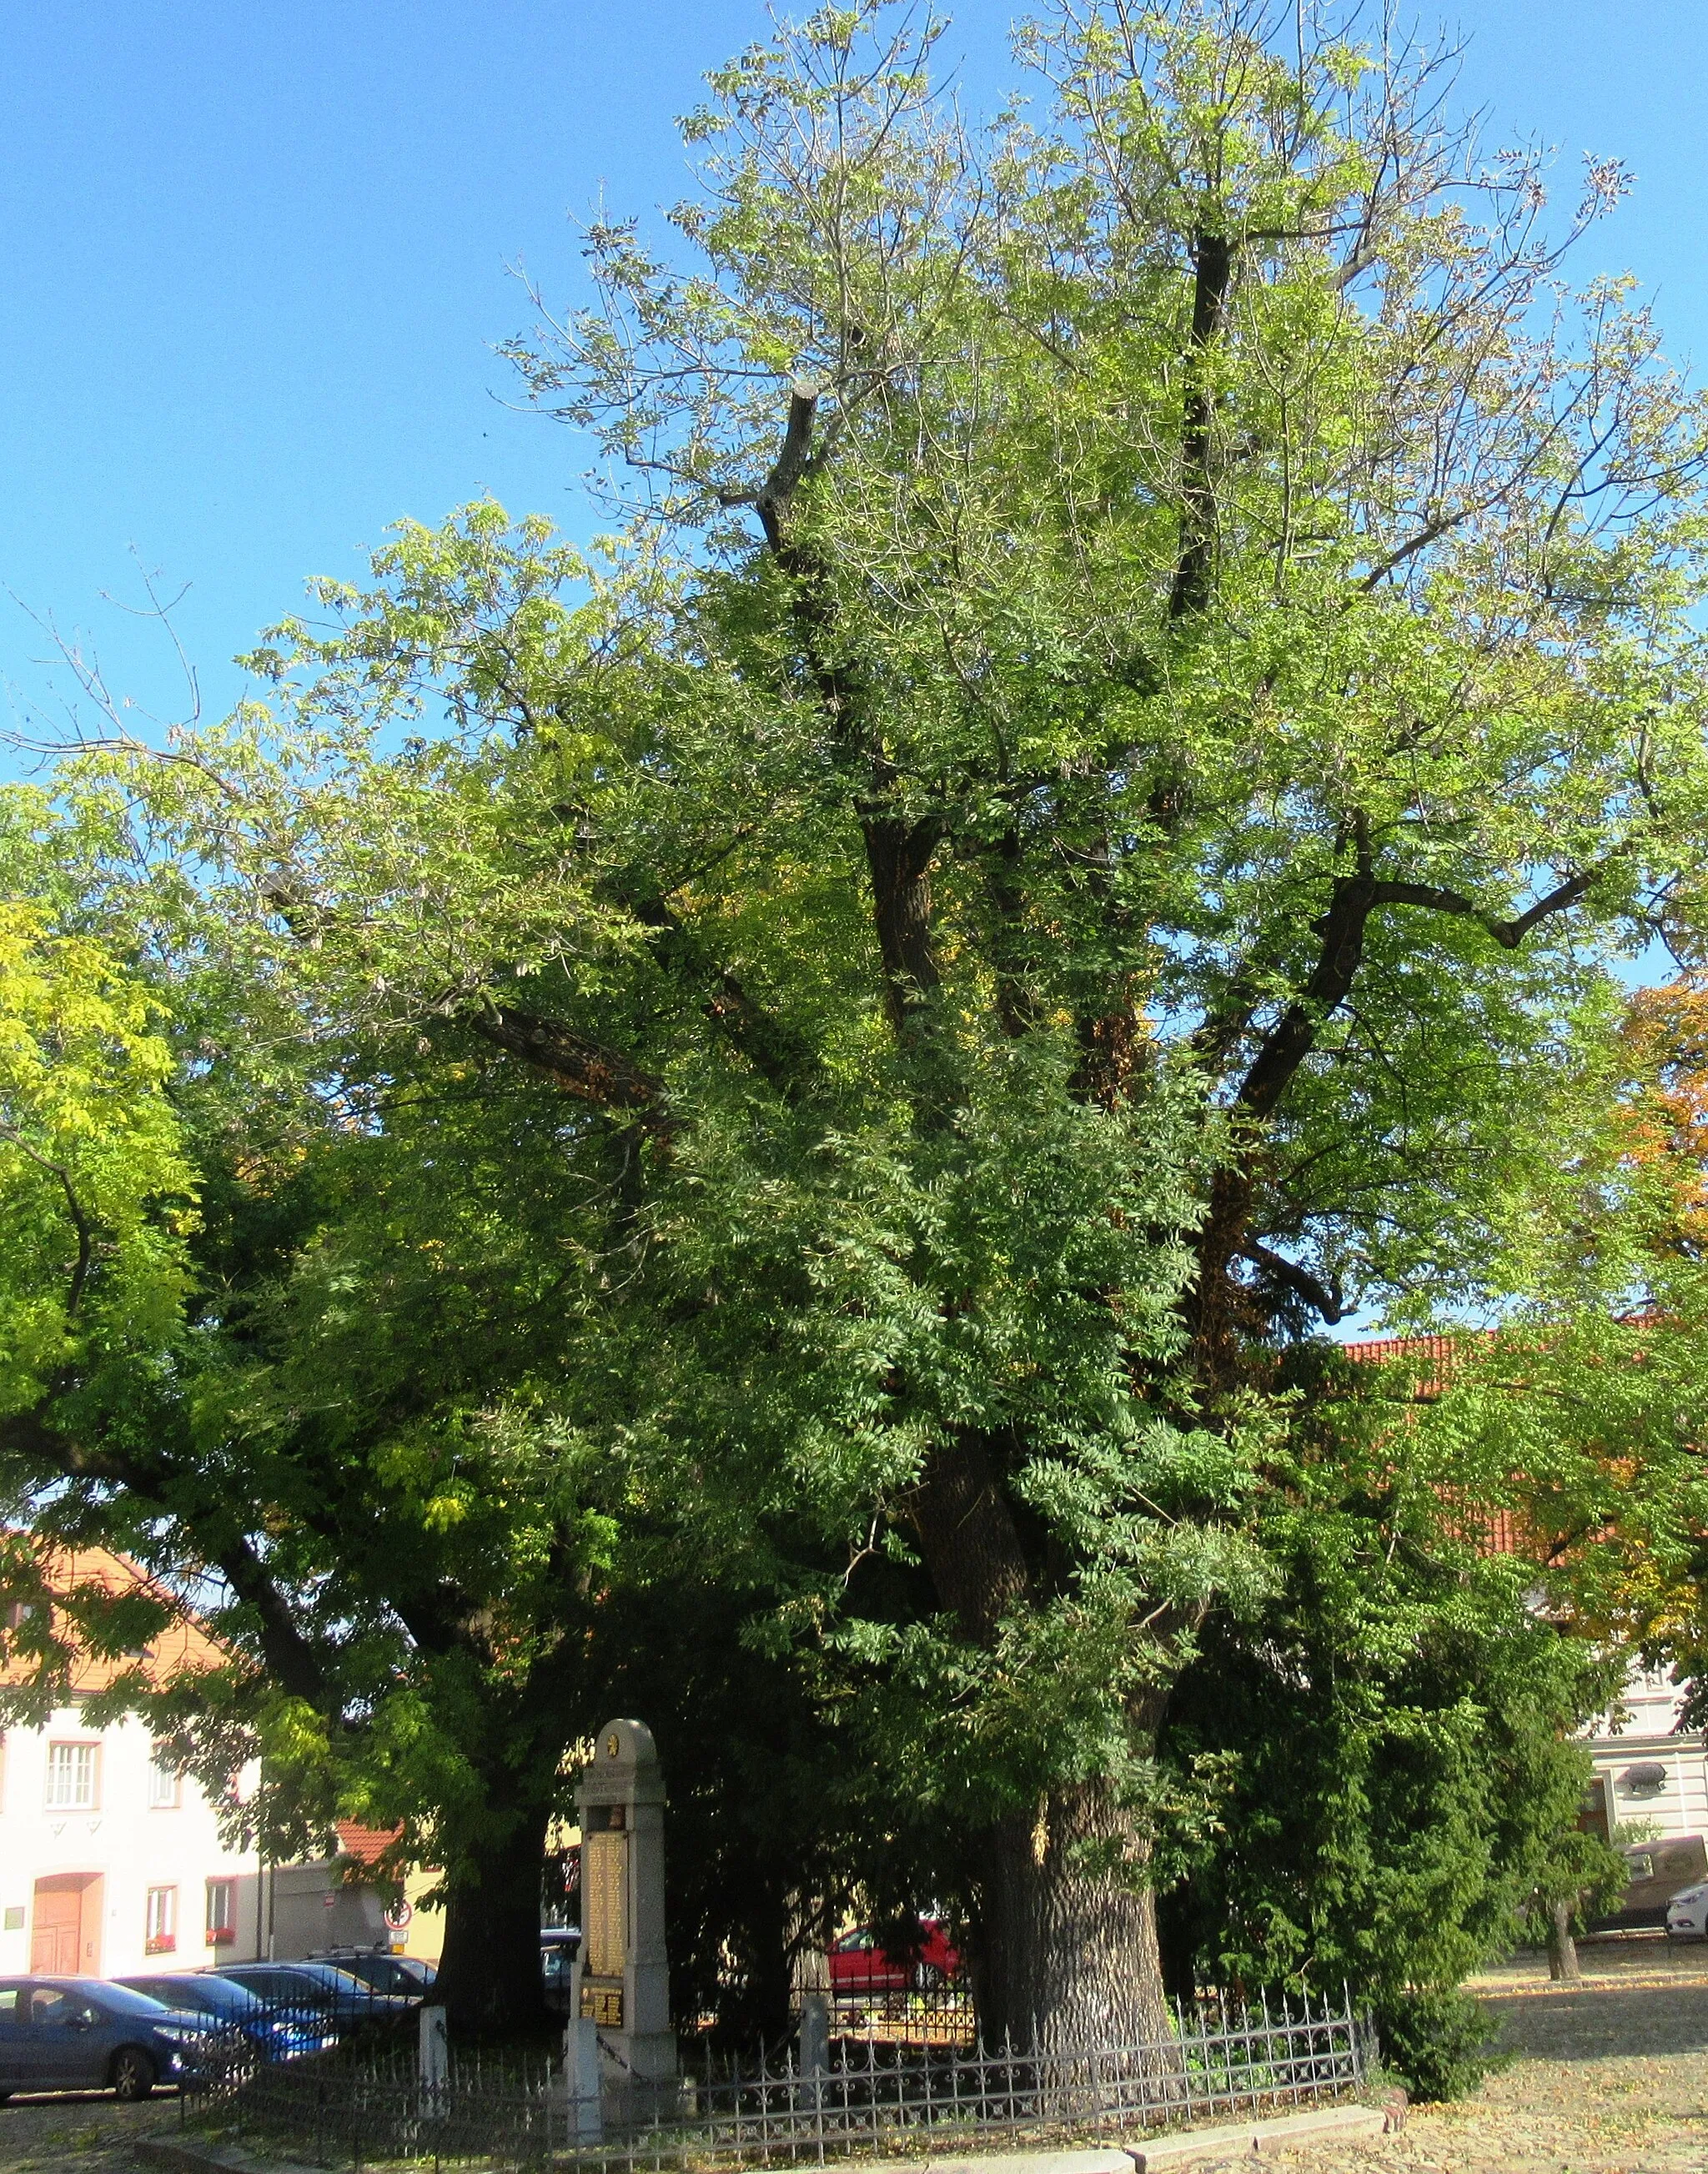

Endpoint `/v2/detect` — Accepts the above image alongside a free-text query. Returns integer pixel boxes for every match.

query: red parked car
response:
[828,1920,959,1992]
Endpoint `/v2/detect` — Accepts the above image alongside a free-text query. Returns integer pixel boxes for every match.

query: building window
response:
[144,1885,177,1954]
[146,1750,181,1810]
[44,1742,98,1811]
[205,1878,237,1946]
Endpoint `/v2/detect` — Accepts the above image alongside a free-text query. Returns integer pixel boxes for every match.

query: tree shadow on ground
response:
[1483,1985,1708,2061]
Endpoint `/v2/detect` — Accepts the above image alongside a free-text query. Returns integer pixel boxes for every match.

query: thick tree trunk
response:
[1546,1896,1582,1984]
[978,1775,1179,2062]
[434,1805,552,2040]
[912,1444,1180,2066]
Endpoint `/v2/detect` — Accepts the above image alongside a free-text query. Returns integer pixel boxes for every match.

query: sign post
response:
[575,1719,675,2101]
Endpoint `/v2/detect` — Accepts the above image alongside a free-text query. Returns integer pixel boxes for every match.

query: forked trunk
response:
[978,1775,1178,2063]
[434,1805,552,2039]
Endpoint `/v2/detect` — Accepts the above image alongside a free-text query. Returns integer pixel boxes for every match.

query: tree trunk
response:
[978,1775,1179,2061]
[1546,1895,1582,1984]
[434,1805,552,2039]
[912,1443,1181,2066]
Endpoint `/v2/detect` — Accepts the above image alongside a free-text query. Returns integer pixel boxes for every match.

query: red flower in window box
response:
[145,1935,176,1955]
[206,1925,235,1945]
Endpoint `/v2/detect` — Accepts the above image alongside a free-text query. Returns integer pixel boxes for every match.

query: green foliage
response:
[1368,1987,1500,2106]
[8,0,1708,2040]
[1158,1353,1624,2095]
[0,886,196,1420]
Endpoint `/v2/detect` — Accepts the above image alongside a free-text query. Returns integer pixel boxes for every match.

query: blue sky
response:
[2,2,1706,737]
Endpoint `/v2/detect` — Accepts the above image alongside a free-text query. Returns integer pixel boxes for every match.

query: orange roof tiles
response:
[1343,1333,1530,1562]
[0,1543,228,1695]
[334,1822,402,1867]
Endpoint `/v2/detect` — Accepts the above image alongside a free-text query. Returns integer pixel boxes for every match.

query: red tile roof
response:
[334,1822,402,1868]
[1342,1333,1525,1559]
[0,1543,228,1693]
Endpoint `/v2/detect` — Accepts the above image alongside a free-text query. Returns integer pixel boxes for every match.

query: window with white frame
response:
[146,1748,181,1809]
[144,1885,177,1953]
[44,1741,98,1810]
[204,1877,237,1945]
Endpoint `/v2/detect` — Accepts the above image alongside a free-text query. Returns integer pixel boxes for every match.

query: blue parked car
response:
[309,1950,435,2000]
[0,1978,214,2101]
[114,1971,334,2064]
[206,1961,414,2032]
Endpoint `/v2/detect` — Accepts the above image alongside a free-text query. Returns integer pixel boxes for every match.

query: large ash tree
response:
[8,0,1708,2051]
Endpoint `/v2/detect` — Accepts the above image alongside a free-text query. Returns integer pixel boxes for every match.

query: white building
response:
[0,1546,430,1977]
[0,1707,265,1976]
[0,1547,264,1978]
[1583,1663,1708,1845]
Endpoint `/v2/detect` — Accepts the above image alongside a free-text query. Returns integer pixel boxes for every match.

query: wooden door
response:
[30,1876,88,1975]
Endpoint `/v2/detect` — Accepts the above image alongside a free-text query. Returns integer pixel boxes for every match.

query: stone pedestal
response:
[576,1717,675,2091]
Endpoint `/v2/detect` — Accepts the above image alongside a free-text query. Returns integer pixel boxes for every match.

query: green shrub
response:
[1370,1986,1501,2101]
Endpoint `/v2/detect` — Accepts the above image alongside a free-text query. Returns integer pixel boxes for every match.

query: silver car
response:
[1666,1881,1708,1939]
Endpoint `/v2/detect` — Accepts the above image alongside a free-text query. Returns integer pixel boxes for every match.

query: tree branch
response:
[1218,860,1603,1122]
[631,899,830,1102]
[1169,231,1233,621]
[753,386,821,552]
[0,1127,94,1314]
[465,1003,672,1129]
[1238,1238,1347,1325]
[743,386,945,1047]
[210,1532,335,1709]
[1363,870,1598,947]
[0,1403,333,1710]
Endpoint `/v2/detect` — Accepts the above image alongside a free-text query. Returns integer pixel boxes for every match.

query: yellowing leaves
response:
[0,901,197,1412]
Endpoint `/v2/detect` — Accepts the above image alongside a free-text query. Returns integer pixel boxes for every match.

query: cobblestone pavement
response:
[0,2091,180,2174]
[1193,1946,1708,2174]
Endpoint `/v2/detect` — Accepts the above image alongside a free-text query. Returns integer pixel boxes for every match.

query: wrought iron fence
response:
[827,1981,977,2046]
[190,1989,1374,2172]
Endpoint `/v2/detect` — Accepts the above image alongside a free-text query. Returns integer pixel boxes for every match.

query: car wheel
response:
[913,1963,946,1991]
[111,2047,157,2102]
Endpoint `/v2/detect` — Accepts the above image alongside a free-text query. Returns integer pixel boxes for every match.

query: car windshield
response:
[294,1964,375,1991]
[329,1956,404,1989]
[133,1978,235,2011]
[59,1980,175,2019]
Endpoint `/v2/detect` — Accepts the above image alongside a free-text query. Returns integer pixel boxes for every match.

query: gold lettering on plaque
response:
[584,1827,628,1979]
[580,1983,624,2028]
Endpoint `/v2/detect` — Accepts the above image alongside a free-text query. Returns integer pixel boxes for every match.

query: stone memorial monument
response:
[576,1718,676,2094]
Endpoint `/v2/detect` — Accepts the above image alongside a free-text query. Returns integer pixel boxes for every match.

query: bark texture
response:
[980,1780,1180,2063]
[1546,1897,1582,1984]
[434,1806,553,2039]
[911,1441,1178,2061]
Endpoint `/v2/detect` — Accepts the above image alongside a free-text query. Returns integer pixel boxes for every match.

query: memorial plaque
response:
[584,1827,628,1978]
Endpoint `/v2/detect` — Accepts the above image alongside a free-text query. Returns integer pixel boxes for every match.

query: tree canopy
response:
[5,0,1707,2066]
